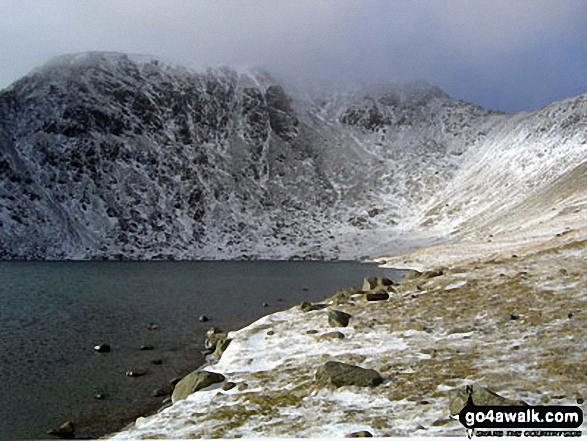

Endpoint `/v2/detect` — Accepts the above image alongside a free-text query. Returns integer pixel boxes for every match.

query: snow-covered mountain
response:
[0,51,585,260]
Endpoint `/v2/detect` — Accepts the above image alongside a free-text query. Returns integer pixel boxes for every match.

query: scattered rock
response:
[237,382,248,391]
[366,291,389,301]
[47,421,75,439]
[568,312,574,319]
[367,207,380,217]
[316,331,345,341]
[198,315,209,322]
[448,386,528,415]
[328,309,352,327]
[404,269,423,280]
[172,370,226,402]
[362,277,379,291]
[345,430,373,437]
[306,329,319,334]
[213,337,232,358]
[300,302,326,312]
[577,397,584,405]
[267,330,275,336]
[262,302,269,307]
[221,382,236,391]
[147,323,159,331]
[316,361,383,388]
[140,345,154,351]
[151,359,163,365]
[422,269,444,279]
[510,313,520,320]
[94,393,106,400]
[125,370,146,377]
[204,327,227,351]
[93,343,111,353]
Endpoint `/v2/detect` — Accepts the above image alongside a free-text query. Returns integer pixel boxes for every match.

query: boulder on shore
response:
[172,370,226,403]
[328,309,352,327]
[366,291,389,301]
[204,327,227,351]
[316,361,383,388]
[448,386,528,415]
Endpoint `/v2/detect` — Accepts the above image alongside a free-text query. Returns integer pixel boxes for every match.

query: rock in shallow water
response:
[93,343,110,353]
[316,361,383,388]
[172,370,226,403]
[47,421,75,439]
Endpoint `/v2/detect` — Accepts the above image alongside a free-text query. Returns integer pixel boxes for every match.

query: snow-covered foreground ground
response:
[109,215,587,437]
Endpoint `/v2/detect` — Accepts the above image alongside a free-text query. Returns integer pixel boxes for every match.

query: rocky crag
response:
[0,50,545,260]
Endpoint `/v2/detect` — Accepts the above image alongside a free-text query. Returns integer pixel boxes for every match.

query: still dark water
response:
[0,261,402,440]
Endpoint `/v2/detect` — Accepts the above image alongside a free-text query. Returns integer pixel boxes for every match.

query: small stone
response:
[420,400,431,405]
[152,387,170,397]
[140,345,154,351]
[237,382,248,391]
[366,291,389,301]
[510,313,520,320]
[300,302,326,312]
[94,393,106,400]
[267,330,275,336]
[221,382,236,391]
[328,309,352,327]
[404,269,423,280]
[148,323,159,331]
[198,315,209,322]
[302,287,309,291]
[306,329,319,334]
[151,359,163,365]
[94,343,111,353]
[316,331,345,341]
[568,312,574,319]
[126,370,146,377]
[262,302,269,307]
[560,268,568,276]
[577,397,584,405]
[345,431,373,437]
[47,421,75,439]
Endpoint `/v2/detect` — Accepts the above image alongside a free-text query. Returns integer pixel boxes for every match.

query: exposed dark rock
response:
[147,323,159,331]
[172,370,226,402]
[151,359,163,365]
[94,393,106,400]
[306,329,319,334]
[125,370,146,377]
[366,291,389,301]
[221,382,236,391]
[47,421,75,439]
[93,343,111,353]
[140,345,154,351]
[510,313,520,320]
[300,301,326,312]
[198,315,209,322]
[448,386,528,415]
[317,331,345,341]
[422,269,444,279]
[345,431,373,438]
[262,302,269,307]
[316,361,383,388]
[328,309,352,327]
[267,330,275,336]
[362,277,379,291]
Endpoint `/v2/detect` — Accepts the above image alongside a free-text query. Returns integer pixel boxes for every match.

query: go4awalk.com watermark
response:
[458,388,584,438]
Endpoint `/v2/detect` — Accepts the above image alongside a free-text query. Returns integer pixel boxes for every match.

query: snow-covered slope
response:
[0,51,585,260]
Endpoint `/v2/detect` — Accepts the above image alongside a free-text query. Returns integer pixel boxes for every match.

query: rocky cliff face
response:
[0,52,584,260]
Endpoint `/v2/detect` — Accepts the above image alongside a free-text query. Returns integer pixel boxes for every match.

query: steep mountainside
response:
[0,51,585,260]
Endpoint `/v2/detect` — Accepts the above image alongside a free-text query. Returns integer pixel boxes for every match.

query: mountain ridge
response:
[0,52,585,260]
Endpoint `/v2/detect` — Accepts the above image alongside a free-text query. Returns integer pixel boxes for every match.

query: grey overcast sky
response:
[1,0,586,113]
